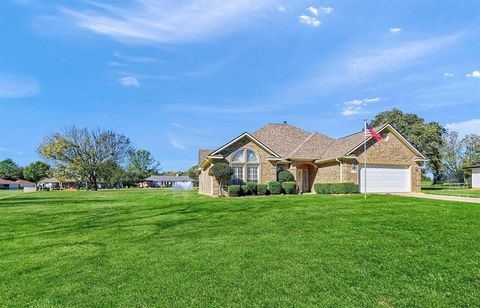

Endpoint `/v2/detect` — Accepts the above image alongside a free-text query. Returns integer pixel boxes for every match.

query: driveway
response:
[392,192,480,204]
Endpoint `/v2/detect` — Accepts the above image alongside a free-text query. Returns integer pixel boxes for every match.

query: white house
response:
[464,164,480,188]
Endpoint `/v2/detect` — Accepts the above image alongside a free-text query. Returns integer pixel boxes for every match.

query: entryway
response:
[297,164,315,192]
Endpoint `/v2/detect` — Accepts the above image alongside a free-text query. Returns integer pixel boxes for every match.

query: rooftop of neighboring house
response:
[145,175,196,182]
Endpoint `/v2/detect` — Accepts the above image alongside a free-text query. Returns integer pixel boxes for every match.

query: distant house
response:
[463,164,480,188]
[16,180,36,188]
[141,175,196,188]
[0,179,19,190]
[37,177,78,190]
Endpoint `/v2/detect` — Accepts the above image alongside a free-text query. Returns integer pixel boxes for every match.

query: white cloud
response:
[319,7,334,14]
[169,138,185,150]
[58,1,277,44]
[277,5,286,13]
[307,6,319,15]
[119,76,140,87]
[299,15,321,27]
[341,97,380,116]
[390,28,402,33]
[466,70,480,78]
[0,75,39,98]
[113,51,158,63]
[446,119,480,137]
[443,72,454,77]
[0,147,23,155]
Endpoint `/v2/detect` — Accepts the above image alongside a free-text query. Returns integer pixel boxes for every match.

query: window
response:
[232,166,244,185]
[230,149,259,184]
[247,166,258,183]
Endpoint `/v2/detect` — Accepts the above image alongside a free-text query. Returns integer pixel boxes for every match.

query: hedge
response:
[278,170,294,183]
[244,182,257,195]
[268,181,283,195]
[257,184,268,195]
[314,183,359,194]
[228,185,242,197]
[282,181,297,194]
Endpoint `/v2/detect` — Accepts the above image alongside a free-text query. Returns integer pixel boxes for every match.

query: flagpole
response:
[364,119,367,199]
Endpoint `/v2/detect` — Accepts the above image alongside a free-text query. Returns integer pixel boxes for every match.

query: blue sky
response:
[1,0,479,171]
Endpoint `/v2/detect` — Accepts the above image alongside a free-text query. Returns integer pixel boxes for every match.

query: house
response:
[141,175,196,188]
[15,180,36,188]
[463,164,480,188]
[0,179,19,190]
[198,123,427,196]
[37,177,78,190]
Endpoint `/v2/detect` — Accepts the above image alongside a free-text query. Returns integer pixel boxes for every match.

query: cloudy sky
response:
[0,0,479,170]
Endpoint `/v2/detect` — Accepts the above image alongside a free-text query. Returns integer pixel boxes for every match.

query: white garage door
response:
[472,168,480,188]
[359,165,411,193]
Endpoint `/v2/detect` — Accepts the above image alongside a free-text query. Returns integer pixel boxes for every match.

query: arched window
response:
[231,149,259,184]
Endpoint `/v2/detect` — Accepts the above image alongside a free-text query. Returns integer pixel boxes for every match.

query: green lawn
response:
[1,189,480,306]
[421,182,480,198]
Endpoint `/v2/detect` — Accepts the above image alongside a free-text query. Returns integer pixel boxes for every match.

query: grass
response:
[421,181,480,198]
[1,189,480,306]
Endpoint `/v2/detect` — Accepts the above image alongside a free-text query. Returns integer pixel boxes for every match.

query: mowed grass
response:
[421,182,480,198]
[1,189,480,306]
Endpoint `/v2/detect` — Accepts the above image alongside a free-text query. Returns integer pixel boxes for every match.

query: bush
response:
[268,181,283,195]
[244,182,257,195]
[228,185,242,197]
[278,170,294,183]
[257,184,268,195]
[282,181,297,194]
[314,183,359,194]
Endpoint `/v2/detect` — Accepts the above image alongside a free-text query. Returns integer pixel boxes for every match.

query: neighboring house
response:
[141,175,196,188]
[463,164,480,188]
[198,123,427,196]
[16,180,36,188]
[0,179,19,190]
[37,177,78,190]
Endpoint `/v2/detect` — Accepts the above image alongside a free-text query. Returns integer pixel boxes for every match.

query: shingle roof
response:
[288,132,336,159]
[0,179,17,185]
[252,123,313,157]
[321,130,366,161]
[16,180,35,185]
[145,175,195,182]
[198,149,213,165]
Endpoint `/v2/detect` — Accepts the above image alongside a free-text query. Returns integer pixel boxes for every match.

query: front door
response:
[297,166,311,192]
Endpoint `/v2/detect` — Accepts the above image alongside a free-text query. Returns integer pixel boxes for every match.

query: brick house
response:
[198,123,427,196]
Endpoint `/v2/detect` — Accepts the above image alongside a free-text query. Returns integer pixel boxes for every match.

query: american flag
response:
[365,123,383,141]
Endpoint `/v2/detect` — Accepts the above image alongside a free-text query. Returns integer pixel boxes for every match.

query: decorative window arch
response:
[231,149,260,184]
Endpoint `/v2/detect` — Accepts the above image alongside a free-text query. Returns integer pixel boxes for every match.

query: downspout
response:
[335,158,343,182]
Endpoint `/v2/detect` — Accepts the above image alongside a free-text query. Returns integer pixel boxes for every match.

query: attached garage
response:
[359,165,411,193]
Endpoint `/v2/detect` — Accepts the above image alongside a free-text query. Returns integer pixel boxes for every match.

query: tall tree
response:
[38,127,132,190]
[186,165,199,181]
[461,134,480,167]
[371,108,445,183]
[441,131,463,182]
[126,149,160,183]
[23,161,50,182]
[0,159,23,180]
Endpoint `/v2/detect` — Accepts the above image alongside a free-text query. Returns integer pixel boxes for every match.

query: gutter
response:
[335,158,343,182]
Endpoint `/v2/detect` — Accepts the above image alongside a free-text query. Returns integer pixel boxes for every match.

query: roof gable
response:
[209,132,280,158]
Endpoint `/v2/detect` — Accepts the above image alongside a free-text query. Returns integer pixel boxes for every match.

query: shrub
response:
[240,185,249,195]
[278,170,294,183]
[245,182,257,195]
[208,163,234,196]
[268,181,283,195]
[228,185,242,197]
[282,181,297,194]
[314,183,359,194]
[257,184,268,195]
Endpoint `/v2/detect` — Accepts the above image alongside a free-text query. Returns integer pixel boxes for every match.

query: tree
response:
[208,163,233,196]
[38,127,132,190]
[0,159,23,180]
[441,131,463,182]
[23,161,50,182]
[126,149,160,183]
[371,109,445,183]
[186,165,198,181]
[461,134,480,167]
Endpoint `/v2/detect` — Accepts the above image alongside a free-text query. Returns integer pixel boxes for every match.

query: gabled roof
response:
[0,179,17,185]
[198,122,427,165]
[209,132,280,158]
[145,175,195,182]
[198,149,213,165]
